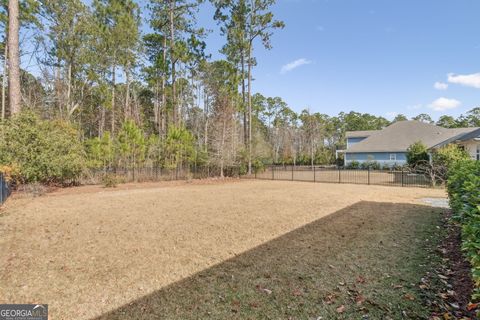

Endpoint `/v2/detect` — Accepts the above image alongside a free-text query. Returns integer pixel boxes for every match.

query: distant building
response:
[339,121,480,167]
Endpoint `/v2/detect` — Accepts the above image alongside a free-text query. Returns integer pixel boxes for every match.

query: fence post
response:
[291,165,294,181]
[0,173,3,204]
[401,168,404,187]
[272,165,275,180]
[313,166,316,183]
[368,167,370,185]
[338,168,341,184]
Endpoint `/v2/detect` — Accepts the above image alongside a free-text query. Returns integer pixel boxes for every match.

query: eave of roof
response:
[345,130,378,138]
[432,127,480,148]
[346,150,407,153]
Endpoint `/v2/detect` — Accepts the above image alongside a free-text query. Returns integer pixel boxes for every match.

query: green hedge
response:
[447,160,480,300]
[0,112,86,184]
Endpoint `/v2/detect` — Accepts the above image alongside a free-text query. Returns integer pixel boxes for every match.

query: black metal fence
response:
[81,165,242,185]
[0,173,10,204]
[248,165,432,188]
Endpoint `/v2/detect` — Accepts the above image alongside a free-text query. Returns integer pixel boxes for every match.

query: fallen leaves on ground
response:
[336,305,345,313]
[404,293,415,301]
[355,294,366,305]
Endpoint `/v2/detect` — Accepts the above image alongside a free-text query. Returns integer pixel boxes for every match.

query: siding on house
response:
[458,140,480,161]
[345,152,407,166]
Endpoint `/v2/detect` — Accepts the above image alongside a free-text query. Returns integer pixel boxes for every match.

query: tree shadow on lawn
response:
[94,201,444,320]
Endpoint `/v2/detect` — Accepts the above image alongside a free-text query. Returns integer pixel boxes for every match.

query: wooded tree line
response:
[1,0,479,180]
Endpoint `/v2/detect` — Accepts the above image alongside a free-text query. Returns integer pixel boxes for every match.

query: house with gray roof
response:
[341,120,480,167]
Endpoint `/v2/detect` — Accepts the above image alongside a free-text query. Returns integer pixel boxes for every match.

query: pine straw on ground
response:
[0,180,445,319]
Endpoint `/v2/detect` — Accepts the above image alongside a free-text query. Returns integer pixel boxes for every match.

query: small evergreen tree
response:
[406,141,429,166]
[116,119,146,170]
[85,132,114,170]
[162,126,195,170]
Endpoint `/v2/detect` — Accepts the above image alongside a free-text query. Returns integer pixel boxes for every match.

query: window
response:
[389,153,396,161]
[477,146,480,161]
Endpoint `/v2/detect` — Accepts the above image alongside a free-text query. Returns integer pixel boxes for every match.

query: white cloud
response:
[280,58,312,74]
[428,97,461,111]
[434,82,448,90]
[447,72,480,88]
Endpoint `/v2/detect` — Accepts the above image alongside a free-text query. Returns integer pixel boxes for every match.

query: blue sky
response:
[192,0,480,120]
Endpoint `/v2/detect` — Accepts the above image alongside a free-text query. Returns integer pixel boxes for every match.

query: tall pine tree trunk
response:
[169,0,177,125]
[154,80,160,135]
[162,35,167,134]
[99,105,105,137]
[111,62,116,134]
[55,61,62,117]
[125,67,130,121]
[67,62,72,118]
[247,42,253,174]
[241,53,247,146]
[204,92,208,151]
[8,0,20,115]
[1,43,7,119]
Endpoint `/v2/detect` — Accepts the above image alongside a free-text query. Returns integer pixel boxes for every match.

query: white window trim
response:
[389,153,396,161]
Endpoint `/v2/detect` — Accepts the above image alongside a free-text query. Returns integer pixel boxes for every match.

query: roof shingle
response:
[346,121,479,153]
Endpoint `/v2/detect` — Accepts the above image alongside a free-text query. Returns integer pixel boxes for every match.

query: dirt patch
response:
[0,180,445,319]
[432,212,476,318]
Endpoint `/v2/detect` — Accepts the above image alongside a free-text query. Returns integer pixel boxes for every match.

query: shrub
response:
[391,163,406,171]
[406,141,429,166]
[252,159,265,173]
[415,144,470,186]
[101,173,118,188]
[447,160,480,303]
[432,144,469,172]
[347,160,360,169]
[361,161,381,170]
[0,112,86,184]
[0,164,21,184]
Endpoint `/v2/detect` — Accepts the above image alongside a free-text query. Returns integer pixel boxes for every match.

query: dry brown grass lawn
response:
[0,180,445,319]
